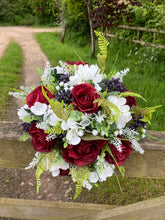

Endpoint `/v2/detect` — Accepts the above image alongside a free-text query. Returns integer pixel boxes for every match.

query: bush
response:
[29,0,60,26]
[62,0,90,40]
[0,0,32,25]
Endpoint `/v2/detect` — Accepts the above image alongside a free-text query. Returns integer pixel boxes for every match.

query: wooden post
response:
[153,32,156,44]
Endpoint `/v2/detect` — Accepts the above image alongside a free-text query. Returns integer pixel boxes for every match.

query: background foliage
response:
[0,0,60,26]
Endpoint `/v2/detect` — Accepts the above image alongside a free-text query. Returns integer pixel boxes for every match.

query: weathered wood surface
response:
[0,196,165,220]
[0,121,165,179]
[0,197,116,220]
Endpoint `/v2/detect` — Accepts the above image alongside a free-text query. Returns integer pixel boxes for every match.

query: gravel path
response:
[0,26,61,120]
[0,26,75,205]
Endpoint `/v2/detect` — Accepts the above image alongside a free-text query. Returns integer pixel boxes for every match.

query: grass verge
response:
[74,176,165,205]
[0,41,23,119]
[35,32,165,131]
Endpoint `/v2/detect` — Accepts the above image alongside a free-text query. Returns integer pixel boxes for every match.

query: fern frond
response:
[74,182,82,200]
[95,31,109,72]
[131,105,161,124]
[45,121,64,135]
[43,82,56,95]
[70,166,90,199]
[36,151,58,193]
[119,92,147,102]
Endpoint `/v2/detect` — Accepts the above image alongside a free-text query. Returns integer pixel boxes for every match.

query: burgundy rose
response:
[29,123,56,152]
[65,61,86,66]
[72,83,100,114]
[26,86,54,108]
[59,169,70,176]
[105,137,132,166]
[62,140,107,167]
[125,90,137,108]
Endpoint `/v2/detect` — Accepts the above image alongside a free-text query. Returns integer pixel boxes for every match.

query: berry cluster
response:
[55,88,72,103]
[129,113,146,130]
[103,78,126,93]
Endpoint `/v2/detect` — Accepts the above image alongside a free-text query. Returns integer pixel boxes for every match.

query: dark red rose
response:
[105,137,132,166]
[125,90,137,108]
[65,61,87,66]
[29,123,56,152]
[26,86,54,108]
[59,169,70,176]
[72,83,100,114]
[62,140,107,167]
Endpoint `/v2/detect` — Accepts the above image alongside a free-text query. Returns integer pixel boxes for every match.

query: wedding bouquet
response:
[9,32,158,198]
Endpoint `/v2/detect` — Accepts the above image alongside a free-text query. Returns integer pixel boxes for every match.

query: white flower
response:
[56,85,60,90]
[59,82,64,86]
[108,95,132,129]
[17,104,30,120]
[61,118,81,145]
[88,157,115,183]
[30,102,48,115]
[95,111,106,123]
[68,64,103,87]
[92,129,98,136]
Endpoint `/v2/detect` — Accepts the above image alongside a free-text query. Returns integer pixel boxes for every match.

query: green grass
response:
[35,32,165,131]
[0,41,23,119]
[74,176,165,205]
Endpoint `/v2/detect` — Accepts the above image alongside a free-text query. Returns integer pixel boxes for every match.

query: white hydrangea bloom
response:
[50,160,69,177]
[30,102,48,115]
[61,118,81,145]
[17,104,30,120]
[43,106,62,127]
[68,64,103,88]
[108,95,132,129]
[88,156,115,183]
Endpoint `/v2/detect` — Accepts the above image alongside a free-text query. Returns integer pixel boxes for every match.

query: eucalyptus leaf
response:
[82,134,108,141]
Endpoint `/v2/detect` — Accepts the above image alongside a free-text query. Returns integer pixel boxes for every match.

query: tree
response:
[92,0,139,29]
[84,0,95,56]
[56,0,66,43]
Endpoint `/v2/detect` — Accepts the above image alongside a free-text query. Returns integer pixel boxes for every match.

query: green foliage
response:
[0,0,35,25]
[131,105,161,124]
[62,0,90,40]
[94,98,120,123]
[0,41,23,120]
[127,1,165,30]
[29,0,60,25]
[69,166,91,199]
[119,91,147,102]
[36,151,57,193]
[95,31,109,71]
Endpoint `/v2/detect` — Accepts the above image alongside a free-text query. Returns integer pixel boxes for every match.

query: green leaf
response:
[131,105,161,124]
[70,110,83,121]
[119,92,147,102]
[23,115,32,123]
[82,134,109,141]
[19,133,30,142]
[95,31,109,72]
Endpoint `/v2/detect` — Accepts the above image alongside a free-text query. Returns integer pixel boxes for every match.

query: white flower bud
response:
[59,82,64,86]
[92,129,98,136]
[56,85,60,90]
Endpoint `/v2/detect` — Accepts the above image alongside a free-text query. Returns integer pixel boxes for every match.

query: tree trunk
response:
[84,0,95,56]
[56,0,65,43]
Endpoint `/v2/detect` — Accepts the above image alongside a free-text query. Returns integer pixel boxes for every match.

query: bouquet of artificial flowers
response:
[9,32,158,198]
